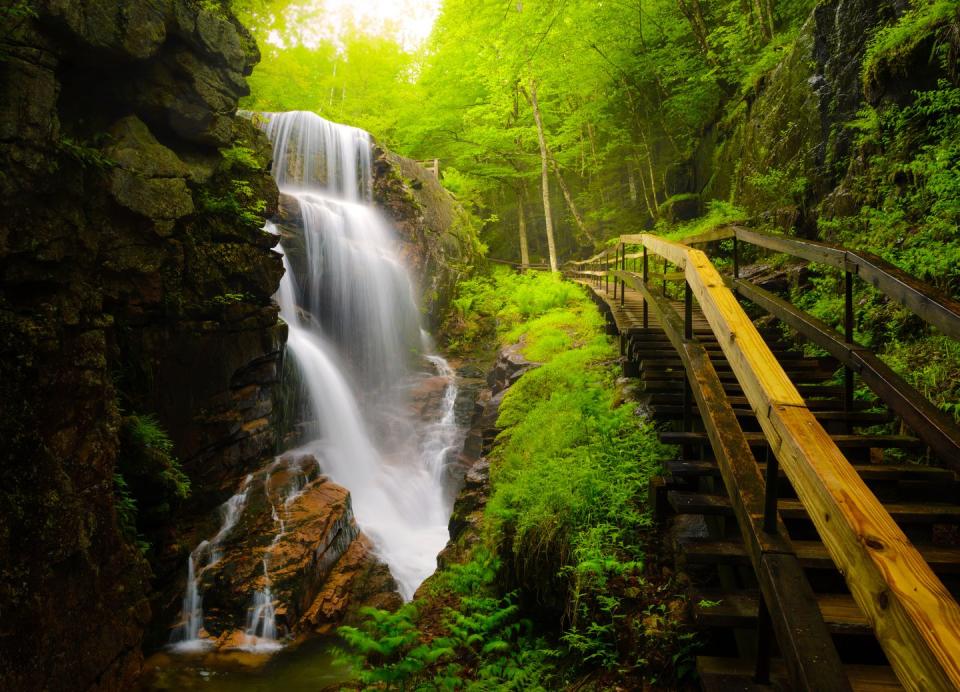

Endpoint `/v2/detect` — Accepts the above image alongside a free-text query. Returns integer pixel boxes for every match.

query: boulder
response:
[192,454,400,646]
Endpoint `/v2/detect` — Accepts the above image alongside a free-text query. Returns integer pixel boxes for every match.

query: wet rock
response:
[196,455,400,643]
[371,148,479,329]
[488,342,540,393]
[301,534,404,634]
[0,0,284,688]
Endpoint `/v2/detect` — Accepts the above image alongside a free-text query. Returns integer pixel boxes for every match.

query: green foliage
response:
[443,266,586,355]
[821,81,960,293]
[220,144,262,171]
[880,335,960,421]
[659,199,748,241]
[196,144,269,226]
[57,137,116,170]
[0,0,35,21]
[238,0,815,261]
[745,166,808,210]
[863,0,960,97]
[112,473,142,547]
[117,415,190,548]
[339,558,555,690]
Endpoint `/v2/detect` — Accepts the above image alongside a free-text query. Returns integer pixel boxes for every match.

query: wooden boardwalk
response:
[566,231,960,692]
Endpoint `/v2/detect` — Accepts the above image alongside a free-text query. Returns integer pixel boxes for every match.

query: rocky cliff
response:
[695,0,924,232]
[0,1,285,689]
[373,148,481,329]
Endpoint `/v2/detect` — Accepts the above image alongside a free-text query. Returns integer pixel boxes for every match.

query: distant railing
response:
[415,158,440,178]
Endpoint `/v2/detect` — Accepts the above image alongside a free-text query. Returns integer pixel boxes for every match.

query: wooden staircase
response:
[566,230,960,691]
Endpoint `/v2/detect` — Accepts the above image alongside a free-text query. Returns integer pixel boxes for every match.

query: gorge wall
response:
[691,0,942,235]
[0,1,284,688]
[0,3,475,688]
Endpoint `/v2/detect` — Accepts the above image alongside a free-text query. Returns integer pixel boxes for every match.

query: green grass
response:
[658,199,747,242]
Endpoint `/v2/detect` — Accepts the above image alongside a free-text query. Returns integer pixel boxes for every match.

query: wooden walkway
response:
[566,231,960,692]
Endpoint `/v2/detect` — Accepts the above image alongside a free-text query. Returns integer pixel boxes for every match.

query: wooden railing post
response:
[683,283,694,436]
[733,235,740,279]
[763,446,779,535]
[844,269,855,415]
[605,253,610,294]
[755,599,773,684]
[617,247,621,300]
[620,243,626,307]
[642,247,649,329]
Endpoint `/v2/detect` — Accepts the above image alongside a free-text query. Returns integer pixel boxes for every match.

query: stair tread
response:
[680,538,960,573]
[697,656,903,691]
[668,491,960,522]
[665,459,957,483]
[693,590,871,635]
[659,431,924,449]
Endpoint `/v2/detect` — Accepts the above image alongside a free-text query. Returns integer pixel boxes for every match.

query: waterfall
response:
[261,110,458,601]
[168,110,461,653]
[240,458,314,652]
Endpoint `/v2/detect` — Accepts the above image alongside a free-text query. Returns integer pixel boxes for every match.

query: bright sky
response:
[302,0,442,51]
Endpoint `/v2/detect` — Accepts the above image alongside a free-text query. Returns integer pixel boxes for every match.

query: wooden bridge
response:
[566,228,960,691]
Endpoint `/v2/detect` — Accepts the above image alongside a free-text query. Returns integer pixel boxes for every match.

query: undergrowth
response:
[341,269,690,689]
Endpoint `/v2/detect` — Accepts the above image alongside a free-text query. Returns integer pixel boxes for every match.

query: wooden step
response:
[697,656,903,691]
[646,394,872,412]
[668,491,960,524]
[693,590,871,636]
[680,538,960,574]
[659,431,924,450]
[641,357,836,371]
[666,460,957,484]
[649,405,893,425]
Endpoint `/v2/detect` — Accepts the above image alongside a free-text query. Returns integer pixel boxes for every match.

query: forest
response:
[1,0,959,690]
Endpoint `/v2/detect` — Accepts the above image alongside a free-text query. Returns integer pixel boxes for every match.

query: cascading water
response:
[170,475,253,650]
[261,110,459,600]
[168,110,461,653]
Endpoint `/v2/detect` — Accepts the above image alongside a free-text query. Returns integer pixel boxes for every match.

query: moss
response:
[863,1,960,99]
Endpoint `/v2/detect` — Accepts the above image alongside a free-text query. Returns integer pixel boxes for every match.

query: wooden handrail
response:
[609,234,960,691]
[728,277,960,470]
[730,226,960,340]
[575,225,960,341]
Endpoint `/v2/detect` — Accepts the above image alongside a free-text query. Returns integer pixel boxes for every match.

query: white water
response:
[168,111,461,652]
[240,458,315,652]
[262,110,459,601]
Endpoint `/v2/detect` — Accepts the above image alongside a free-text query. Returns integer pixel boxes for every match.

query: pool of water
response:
[138,636,354,691]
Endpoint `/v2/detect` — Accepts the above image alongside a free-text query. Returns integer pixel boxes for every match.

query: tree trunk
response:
[550,155,597,246]
[676,0,711,56]
[529,79,558,273]
[627,161,638,204]
[517,187,530,268]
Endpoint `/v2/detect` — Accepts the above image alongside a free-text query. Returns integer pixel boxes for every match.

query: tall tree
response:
[516,186,530,268]
[528,79,558,272]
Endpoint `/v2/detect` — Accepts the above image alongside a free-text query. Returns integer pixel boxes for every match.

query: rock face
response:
[432,346,539,576]
[190,454,400,646]
[372,148,481,328]
[0,1,285,689]
[697,0,910,231]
